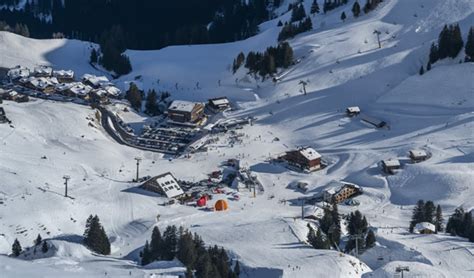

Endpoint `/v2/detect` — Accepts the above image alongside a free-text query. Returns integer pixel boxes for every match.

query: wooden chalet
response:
[208,97,231,113]
[346,106,361,117]
[53,70,75,83]
[409,149,429,163]
[284,147,322,172]
[381,159,401,174]
[323,181,362,204]
[167,100,205,123]
[141,172,184,199]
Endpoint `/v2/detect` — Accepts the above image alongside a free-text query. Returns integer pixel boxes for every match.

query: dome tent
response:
[214,199,229,211]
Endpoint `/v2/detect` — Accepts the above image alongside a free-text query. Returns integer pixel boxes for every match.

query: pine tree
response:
[12,238,22,257]
[41,240,49,253]
[150,226,163,261]
[469,225,474,243]
[438,25,450,60]
[83,215,110,255]
[429,42,439,64]
[365,230,376,248]
[162,225,178,260]
[462,212,472,238]
[423,201,436,223]
[340,11,346,22]
[449,24,463,58]
[465,27,474,62]
[434,205,443,233]
[90,48,98,64]
[234,260,241,276]
[126,83,142,111]
[291,4,306,22]
[145,89,159,116]
[426,62,432,71]
[330,203,341,247]
[177,231,197,269]
[35,234,42,246]
[410,200,425,232]
[141,240,152,266]
[419,65,424,75]
[310,0,320,14]
[352,1,361,17]
[277,20,283,27]
[446,207,465,236]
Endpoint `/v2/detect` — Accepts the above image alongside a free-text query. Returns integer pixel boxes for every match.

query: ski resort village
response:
[0,0,473,277]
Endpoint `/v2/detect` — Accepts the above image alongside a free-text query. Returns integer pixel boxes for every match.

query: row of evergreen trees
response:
[322,0,348,14]
[242,42,294,79]
[409,200,443,233]
[0,21,30,37]
[89,25,132,76]
[0,0,274,50]
[11,234,49,257]
[421,25,473,75]
[278,18,313,41]
[141,225,240,278]
[306,205,376,254]
[446,207,474,242]
[83,215,111,255]
[125,83,169,116]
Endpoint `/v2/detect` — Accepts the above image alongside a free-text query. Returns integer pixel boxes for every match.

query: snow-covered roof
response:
[415,222,435,233]
[29,77,58,89]
[410,149,428,158]
[69,83,92,96]
[209,97,230,106]
[169,100,200,113]
[34,65,52,76]
[7,66,30,79]
[382,159,400,168]
[152,172,184,199]
[104,86,121,97]
[346,106,360,113]
[56,82,73,91]
[82,74,110,87]
[299,147,321,161]
[53,70,74,78]
[8,90,18,97]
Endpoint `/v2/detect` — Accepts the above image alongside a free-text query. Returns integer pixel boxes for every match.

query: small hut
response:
[415,222,436,234]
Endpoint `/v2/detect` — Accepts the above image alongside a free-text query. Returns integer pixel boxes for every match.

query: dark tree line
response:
[243,42,294,79]
[409,200,443,233]
[446,207,474,242]
[290,4,307,23]
[11,234,49,257]
[345,210,375,253]
[466,27,474,62]
[428,24,465,66]
[0,21,30,37]
[323,0,348,14]
[362,0,383,14]
[307,206,376,254]
[0,0,273,50]
[83,215,111,255]
[278,18,313,41]
[141,225,239,278]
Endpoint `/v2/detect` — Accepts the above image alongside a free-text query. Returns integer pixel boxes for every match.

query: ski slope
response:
[1,0,473,277]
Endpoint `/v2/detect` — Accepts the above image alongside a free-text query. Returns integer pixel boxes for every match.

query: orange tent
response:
[214,199,229,211]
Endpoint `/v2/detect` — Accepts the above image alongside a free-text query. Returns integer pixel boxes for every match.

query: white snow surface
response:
[1,0,474,277]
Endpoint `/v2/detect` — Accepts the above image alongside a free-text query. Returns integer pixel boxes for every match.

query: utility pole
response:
[349,234,364,258]
[373,30,382,48]
[63,175,70,197]
[299,80,308,95]
[395,266,409,278]
[300,198,305,219]
[134,157,142,182]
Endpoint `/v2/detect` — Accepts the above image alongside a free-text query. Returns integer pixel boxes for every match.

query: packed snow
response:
[0,0,473,277]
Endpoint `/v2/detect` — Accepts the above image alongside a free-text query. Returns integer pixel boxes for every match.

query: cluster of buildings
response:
[165,97,231,126]
[5,65,121,104]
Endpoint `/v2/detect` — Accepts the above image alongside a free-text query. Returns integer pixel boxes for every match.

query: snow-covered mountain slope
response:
[1,0,473,277]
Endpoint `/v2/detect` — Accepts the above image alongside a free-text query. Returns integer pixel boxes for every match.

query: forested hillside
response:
[0,0,273,49]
